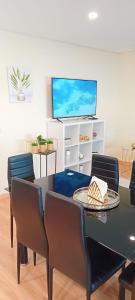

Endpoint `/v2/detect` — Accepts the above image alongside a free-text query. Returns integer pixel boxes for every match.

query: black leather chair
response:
[130,160,135,190]
[45,191,126,300]
[118,161,135,299]
[11,177,48,286]
[119,263,135,300]
[91,154,119,192]
[7,153,35,248]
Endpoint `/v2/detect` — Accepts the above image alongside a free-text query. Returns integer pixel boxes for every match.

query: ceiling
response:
[0,0,135,53]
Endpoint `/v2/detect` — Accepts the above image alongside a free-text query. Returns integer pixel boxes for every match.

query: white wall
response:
[118,52,135,150]
[104,51,135,160]
[0,30,121,193]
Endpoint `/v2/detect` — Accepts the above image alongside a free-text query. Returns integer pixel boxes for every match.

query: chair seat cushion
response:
[119,262,135,291]
[87,238,126,293]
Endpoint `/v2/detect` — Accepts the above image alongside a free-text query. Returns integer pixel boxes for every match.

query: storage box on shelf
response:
[47,118,104,176]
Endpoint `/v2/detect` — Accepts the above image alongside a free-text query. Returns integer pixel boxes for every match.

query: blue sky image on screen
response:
[52,78,97,118]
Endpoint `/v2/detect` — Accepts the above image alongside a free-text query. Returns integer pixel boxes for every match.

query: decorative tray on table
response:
[73,187,120,211]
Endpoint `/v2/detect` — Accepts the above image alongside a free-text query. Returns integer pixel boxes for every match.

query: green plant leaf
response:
[47,139,53,144]
[25,74,30,81]
[10,67,31,91]
[10,74,18,89]
[12,67,17,77]
[37,135,43,143]
[17,68,20,80]
[25,83,30,88]
[22,80,30,88]
[21,72,26,82]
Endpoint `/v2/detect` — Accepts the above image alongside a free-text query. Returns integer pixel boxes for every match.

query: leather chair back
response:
[11,178,48,258]
[8,153,35,192]
[91,154,119,192]
[45,191,91,289]
[130,160,135,189]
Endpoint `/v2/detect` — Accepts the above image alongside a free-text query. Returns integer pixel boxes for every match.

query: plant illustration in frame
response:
[8,66,32,103]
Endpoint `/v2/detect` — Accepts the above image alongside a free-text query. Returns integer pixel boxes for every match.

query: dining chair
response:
[11,177,49,286]
[113,159,135,300]
[91,154,119,192]
[129,160,135,189]
[119,262,135,300]
[7,153,35,248]
[45,191,126,300]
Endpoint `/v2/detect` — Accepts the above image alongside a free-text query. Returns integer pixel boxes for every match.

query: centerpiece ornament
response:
[88,176,108,203]
[73,176,120,210]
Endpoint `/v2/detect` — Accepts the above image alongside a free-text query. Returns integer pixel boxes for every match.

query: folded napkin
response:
[88,176,108,203]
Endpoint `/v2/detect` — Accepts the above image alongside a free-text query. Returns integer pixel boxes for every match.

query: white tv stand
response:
[47,118,104,176]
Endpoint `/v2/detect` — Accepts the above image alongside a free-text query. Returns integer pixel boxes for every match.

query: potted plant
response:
[31,140,38,154]
[39,139,47,152]
[37,134,43,144]
[37,134,47,152]
[47,139,54,151]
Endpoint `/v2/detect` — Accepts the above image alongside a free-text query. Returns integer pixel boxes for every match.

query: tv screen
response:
[52,77,97,119]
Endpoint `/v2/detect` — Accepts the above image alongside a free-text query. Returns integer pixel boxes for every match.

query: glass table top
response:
[35,170,135,262]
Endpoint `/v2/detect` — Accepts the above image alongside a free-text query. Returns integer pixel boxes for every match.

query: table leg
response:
[55,152,57,173]
[40,154,41,178]
[20,245,28,264]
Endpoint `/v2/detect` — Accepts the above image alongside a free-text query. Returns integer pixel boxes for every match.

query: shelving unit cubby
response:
[47,118,104,176]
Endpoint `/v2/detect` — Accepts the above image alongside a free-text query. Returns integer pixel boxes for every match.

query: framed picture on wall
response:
[7,66,32,103]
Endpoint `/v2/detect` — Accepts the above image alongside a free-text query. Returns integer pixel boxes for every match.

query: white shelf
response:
[79,141,92,145]
[69,165,79,172]
[64,143,78,148]
[47,118,104,176]
[79,158,91,164]
[92,138,104,143]
[65,161,79,168]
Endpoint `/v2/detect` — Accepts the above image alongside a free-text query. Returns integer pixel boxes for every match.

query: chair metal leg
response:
[10,203,13,248]
[86,290,91,300]
[131,277,135,300]
[119,285,125,300]
[17,242,21,284]
[48,266,53,300]
[46,257,49,295]
[33,252,36,266]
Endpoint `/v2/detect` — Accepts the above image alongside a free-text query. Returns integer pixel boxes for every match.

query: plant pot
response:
[17,91,25,101]
[31,146,38,154]
[47,144,53,151]
[39,144,47,152]
[44,143,47,151]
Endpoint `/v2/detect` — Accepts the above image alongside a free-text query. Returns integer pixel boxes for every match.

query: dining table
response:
[36,169,135,262]
[21,169,135,264]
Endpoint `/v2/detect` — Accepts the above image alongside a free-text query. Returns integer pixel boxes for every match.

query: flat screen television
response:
[51,77,97,119]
